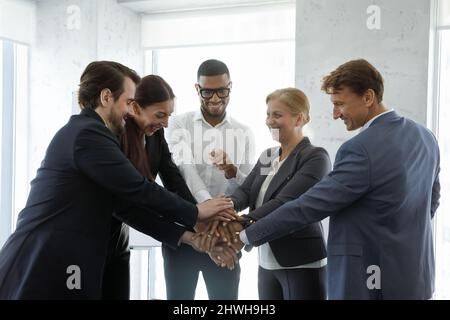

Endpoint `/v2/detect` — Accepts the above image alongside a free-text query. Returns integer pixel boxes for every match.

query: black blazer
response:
[111,128,198,251]
[0,109,197,299]
[231,137,330,267]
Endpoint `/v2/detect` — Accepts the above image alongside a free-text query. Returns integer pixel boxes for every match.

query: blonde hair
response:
[266,88,311,125]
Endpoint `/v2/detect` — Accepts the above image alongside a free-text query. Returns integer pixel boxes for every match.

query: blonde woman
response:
[229,88,330,299]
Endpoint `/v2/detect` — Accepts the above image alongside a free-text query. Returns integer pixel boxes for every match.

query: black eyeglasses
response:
[198,83,231,99]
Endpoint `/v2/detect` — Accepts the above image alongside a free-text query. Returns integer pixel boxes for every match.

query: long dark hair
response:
[120,75,175,180]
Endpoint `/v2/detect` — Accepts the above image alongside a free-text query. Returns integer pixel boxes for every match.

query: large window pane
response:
[155,41,295,157]
[438,0,450,27]
[435,29,450,299]
[0,40,14,247]
[134,41,295,300]
[0,41,29,247]
[0,40,3,224]
[12,43,29,231]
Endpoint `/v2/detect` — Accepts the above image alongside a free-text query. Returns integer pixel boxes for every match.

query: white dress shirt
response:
[254,151,327,270]
[166,110,255,202]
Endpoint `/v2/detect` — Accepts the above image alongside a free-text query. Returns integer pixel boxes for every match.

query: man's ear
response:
[228,81,233,89]
[364,89,376,107]
[129,101,141,116]
[100,88,112,107]
[195,83,200,93]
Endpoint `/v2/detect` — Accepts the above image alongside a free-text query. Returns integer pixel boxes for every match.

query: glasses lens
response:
[200,89,214,99]
[217,88,230,98]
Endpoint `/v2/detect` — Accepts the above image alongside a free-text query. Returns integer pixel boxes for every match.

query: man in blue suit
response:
[239,59,441,299]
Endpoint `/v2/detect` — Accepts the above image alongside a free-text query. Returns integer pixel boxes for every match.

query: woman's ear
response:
[296,114,304,128]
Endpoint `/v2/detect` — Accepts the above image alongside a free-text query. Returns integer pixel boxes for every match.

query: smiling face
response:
[196,74,231,119]
[266,98,303,144]
[132,99,174,136]
[331,86,372,131]
[107,77,136,135]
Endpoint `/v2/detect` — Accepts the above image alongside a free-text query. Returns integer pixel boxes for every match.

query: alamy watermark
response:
[66,5,81,30]
[66,265,81,290]
[366,5,381,30]
[366,265,381,290]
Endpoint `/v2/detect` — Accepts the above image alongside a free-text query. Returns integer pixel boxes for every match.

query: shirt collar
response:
[194,110,230,127]
[360,109,395,133]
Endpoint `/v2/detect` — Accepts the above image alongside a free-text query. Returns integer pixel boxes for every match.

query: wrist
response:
[224,165,237,179]
[180,231,194,246]
[238,215,256,228]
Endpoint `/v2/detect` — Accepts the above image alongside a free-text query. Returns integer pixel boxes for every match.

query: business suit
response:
[231,137,330,299]
[244,111,441,299]
[0,108,198,299]
[103,128,197,299]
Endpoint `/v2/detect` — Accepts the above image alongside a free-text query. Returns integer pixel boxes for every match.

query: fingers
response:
[210,245,236,270]
[217,224,229,244]
[206,220,220,237]
[216,209,237,221]
[191,231,205,241]
[197,198,234,221]
[194,221,207,233]
[226,222,244,252]
[207,220,220,237]
[219,246,238,269]
[209,149,227,165]
[199,232,213,252]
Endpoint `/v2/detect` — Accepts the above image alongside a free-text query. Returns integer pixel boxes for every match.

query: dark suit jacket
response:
[0,109,198,299]
[245,112,441,299]
[109,128,197,254]
[231,137,330,267]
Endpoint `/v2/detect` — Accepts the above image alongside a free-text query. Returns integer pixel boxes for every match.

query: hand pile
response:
[191,218,245,270]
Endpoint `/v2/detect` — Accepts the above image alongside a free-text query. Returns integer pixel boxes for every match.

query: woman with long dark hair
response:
[102,75,236,299]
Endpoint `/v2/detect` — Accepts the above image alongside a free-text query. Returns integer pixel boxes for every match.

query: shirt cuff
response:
[194,190,212,203]
[239,229,250,245]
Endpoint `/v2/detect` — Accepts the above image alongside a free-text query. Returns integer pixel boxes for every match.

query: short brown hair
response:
[321,59,384,103]
[78,61,141,110]
[266,88,311,125]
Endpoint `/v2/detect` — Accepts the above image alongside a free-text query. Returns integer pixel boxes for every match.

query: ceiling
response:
[117,0,293,14]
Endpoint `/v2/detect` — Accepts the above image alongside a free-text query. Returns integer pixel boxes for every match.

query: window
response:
[0,39,29,247]
[130,3,295,300]
[433,0,450,300]
[0,41,3,240]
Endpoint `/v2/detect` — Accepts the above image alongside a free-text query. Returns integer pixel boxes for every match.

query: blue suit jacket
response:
[245,111,440,299]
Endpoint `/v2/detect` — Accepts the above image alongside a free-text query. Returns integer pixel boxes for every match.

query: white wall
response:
[0,0,35,43]
[295,0,432,161]
[294,0,432,241]
[29,0,143,179]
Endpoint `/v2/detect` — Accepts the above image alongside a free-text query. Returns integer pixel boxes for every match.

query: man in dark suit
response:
[0,61,233,299]
[238,59,441,299]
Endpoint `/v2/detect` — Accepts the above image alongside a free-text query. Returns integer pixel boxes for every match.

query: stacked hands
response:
[186,197,245,270]
[185,149,244,269]
[193,217,244,270]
